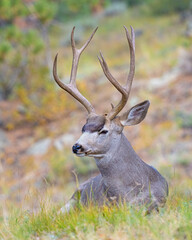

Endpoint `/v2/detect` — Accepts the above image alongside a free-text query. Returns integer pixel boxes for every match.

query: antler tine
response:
[98,26,135,120]
[124,26,135,91]
[98,52,127,96]
[70,26,98,85]
[53,27,98,114]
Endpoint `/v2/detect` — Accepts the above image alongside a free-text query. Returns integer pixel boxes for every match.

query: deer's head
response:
[53,26,150,158]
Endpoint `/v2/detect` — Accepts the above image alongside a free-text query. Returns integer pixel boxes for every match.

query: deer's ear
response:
[119,100,150,126]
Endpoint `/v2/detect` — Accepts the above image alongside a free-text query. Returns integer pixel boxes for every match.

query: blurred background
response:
[0,0,192,213]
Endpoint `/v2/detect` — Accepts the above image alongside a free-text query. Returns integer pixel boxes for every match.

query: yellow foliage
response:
[78,81,92,100]
[134,120,174,151]
[5,122,14,131]
[14,85,77,125]
[134,123,156,151]
[16,87,30,106]
[156,121,173,131]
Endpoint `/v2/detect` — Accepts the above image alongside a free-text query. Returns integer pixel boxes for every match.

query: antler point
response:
[71,26,75,36]
[54,53,58,65]
[99,51,104,58]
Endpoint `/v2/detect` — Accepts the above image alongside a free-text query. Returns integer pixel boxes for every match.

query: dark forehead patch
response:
[82,115,106,133]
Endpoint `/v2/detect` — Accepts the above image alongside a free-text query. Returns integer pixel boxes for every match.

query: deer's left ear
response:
[119,100,150,126]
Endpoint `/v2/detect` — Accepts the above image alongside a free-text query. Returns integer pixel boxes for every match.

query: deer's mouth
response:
[75,150,92,157]
[76,150,104,158]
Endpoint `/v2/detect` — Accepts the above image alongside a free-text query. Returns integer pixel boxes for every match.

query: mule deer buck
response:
[53,26,168,214]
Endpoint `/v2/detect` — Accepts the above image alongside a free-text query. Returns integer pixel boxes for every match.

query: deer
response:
[53,26,168,214]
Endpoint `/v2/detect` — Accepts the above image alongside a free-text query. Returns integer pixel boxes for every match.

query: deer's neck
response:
[95,133,147,191]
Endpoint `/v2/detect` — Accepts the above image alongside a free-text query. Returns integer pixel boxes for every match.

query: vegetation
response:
[1,184,192,239]
[0,0,56,99]
[0,1,192,240]
[175,111,192,129]
[125,0,192,15]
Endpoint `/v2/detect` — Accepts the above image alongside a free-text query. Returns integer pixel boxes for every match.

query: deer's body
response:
[66,123,168,213]
[53,26,168,214]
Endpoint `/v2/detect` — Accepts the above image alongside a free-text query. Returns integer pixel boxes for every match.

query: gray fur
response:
[82,115,106,133]
[63,106,168,214]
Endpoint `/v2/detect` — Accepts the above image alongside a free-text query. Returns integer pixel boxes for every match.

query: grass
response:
[1,7,192,240]
[0,189,192,240]
[1,167,192,240]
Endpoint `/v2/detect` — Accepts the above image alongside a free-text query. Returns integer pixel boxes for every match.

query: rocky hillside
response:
[0,10,192,211]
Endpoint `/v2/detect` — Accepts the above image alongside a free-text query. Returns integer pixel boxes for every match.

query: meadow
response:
[0,2,192,240]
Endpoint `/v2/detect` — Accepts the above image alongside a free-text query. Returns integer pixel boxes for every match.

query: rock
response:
[17,105,27,115]
[135,29,143,38]
[27,138,52,156]
[180,11,192,23]
[0,109,4,127]
[54,134,75,151]
[149,68,179,90]
[185,15,192,37]
[103,2,127,17]
[177,48,192,75]
[0,91,4,101]
[0,129,9,151]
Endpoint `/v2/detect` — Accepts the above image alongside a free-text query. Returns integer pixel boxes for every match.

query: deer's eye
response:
[99,130,108,135]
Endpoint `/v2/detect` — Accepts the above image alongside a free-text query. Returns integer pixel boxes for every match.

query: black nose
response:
[72,143,83,154]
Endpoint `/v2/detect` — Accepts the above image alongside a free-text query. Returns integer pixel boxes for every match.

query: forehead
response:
[82,115,106,133]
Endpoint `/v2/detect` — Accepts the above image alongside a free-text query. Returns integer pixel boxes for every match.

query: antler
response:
[53,27,98,114]
[98,26,135,120]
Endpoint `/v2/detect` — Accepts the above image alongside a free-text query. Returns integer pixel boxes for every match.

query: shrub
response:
[145,0,191,15]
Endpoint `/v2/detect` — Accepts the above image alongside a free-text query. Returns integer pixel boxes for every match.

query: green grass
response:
[1,7,192,240]
[0,189,192,240]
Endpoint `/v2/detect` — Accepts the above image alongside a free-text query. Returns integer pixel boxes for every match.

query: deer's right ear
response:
[119,100,150,126]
